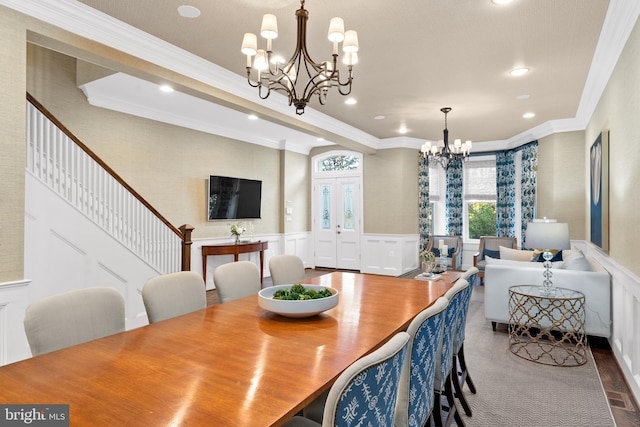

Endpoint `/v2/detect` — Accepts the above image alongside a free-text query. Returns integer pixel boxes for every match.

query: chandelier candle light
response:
[241,0,359,115]
[421,107,472,170]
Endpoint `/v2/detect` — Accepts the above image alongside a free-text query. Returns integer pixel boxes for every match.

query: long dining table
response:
[0,271,461,426]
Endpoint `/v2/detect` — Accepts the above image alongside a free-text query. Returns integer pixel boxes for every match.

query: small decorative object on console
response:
[230,222,246,244]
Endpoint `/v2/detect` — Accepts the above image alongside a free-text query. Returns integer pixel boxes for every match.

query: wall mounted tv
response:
[207,175,262,220]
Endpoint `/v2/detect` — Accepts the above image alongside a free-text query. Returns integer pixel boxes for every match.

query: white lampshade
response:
[241,33,257,56]
[342,30,359,52]
[342,51,358,66]
[328,17,345,42]
[260,14,278,39]
[253,49,268,71]
[525,222,571,251]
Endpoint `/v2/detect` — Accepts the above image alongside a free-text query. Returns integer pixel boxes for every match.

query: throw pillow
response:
[484,249,500,259]
[485,256,545,268]
[533,251,563,263]
[561,249,592,271]
[499,246,536,262]
[431,247,455,258]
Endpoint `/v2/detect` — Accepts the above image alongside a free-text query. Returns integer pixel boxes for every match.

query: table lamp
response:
[525,220,570,296]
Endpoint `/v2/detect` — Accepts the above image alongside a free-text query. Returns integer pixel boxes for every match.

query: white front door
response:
[314,177,361,269]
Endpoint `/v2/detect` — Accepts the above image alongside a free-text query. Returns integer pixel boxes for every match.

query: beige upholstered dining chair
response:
[425,235,463,270]
[281,331,411,427]
[213,261,262,303]
[473,236,518,284]
[269,254,305,285]
[142,271,207,324]
[23,287,125,356]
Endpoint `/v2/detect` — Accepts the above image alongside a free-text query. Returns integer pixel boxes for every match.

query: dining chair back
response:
[395,297,449,427]
[433,278,469,427]
[24,287,125,356]
[213,261,261,303]
[451,267,479,416]
[269,254,305,285]
[142,271,206,324]
[282,331,410,427]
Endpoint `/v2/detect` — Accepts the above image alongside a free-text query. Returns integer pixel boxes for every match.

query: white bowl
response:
[258,285,339,318]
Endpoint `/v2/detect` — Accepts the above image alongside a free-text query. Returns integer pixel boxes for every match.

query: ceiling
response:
[16,0,635,152]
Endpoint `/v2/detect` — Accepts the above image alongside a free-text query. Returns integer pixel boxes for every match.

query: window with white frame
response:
[429,165,446,235]
[463,157,497,240]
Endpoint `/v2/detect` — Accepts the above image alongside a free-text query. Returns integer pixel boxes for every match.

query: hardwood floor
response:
[205,268,640,426]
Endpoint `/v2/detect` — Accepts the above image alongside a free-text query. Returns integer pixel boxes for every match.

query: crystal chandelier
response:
[421,108,472,169]
[240,0,359,115]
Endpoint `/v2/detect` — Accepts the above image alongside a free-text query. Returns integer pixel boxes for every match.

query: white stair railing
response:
[25,98,183,273]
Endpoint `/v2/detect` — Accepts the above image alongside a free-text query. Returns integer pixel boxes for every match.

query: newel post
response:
[179,224,195,271]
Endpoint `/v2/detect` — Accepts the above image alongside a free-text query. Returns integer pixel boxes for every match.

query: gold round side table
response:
[508,285,587,367]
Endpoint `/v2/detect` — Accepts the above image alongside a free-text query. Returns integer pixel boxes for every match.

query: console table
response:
[202,241,269,285]
[508,285,586,366]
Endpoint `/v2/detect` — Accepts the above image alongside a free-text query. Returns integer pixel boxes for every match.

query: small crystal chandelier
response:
[240,0,359,115]
[421,108,472,169]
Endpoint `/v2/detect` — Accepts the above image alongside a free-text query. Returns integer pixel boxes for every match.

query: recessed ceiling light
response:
[516,94,530,100]
[159,85,174,93]
[523,112,535,119]
[491,0,513,4]
[374,115,385,120]
[345,98,357,105]
[177,5,201,18]
[398,125,408,134]
[248,114,258,120]
[317,137,325,142]
[510,67,529,77]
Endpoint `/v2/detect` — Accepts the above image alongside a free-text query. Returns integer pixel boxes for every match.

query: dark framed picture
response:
[590,131,609,251]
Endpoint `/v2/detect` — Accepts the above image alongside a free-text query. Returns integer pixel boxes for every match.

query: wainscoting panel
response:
[0,280,31,366]
[361,234,420,276]
[577,241,640,404]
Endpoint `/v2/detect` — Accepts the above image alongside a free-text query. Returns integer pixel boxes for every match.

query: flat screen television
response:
[208,175,262,220]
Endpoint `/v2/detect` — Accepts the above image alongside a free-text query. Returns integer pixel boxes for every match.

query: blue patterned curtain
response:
[445,160,463,236]
[418,154,430,251]
[495,151,516,237]
[520,142,538,245]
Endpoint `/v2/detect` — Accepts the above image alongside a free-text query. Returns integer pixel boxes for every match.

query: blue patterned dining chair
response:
[433,279,469,427]
[282,331,411,427]
[451,267,479,417]
[395,296,449,427]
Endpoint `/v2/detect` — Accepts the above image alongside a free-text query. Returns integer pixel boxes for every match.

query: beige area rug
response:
[460,285,615,427]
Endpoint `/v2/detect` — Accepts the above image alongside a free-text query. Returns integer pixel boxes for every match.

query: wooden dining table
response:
[0,271,461,426]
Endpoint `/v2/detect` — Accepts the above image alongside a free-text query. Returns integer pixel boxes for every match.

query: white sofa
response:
[484,251,611,337]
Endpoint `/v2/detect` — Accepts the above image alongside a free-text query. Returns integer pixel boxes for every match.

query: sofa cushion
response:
[500,246,536,261]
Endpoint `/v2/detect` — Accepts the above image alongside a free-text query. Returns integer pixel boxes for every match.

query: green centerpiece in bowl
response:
[258,284,339,318]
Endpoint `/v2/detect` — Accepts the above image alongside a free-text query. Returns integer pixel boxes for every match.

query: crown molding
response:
[575,0,640,127]
[3,0,637,154]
